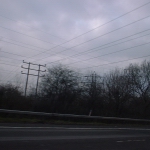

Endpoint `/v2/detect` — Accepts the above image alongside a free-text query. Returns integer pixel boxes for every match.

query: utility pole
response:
[82,72,101,116]
[21,61,30,97]
[21,60,46,97]
[35,64,46,97]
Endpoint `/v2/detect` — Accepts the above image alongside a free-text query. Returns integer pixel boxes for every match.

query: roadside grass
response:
[0,116,40,123]
[0,115,106,125]
[0,115,150,127]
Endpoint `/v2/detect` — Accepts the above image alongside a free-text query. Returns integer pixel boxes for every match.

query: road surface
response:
[0,123,150,150]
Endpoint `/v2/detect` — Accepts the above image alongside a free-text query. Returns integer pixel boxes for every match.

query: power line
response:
[21,60,46,96]
[81,54,150,69]
[0,39,95,67]
[2,34,149,82]
[0,49,46,63]
[0,25,56,46]
[1,40,44,53]
[46,29,150,65]
[0,26,83,63]
[1,1,149,65]
[21,1,150,60]
[0,62,19,67]
[0,69,22,83]
[0,59,20,66]
[0,25,70,54]
[0,70,16,73]
[1,38,89,64]
[0,59,46,83]
[34,15,150,62]
[0,65,21,84]
[0,48,24,82]
[5,67,22,83]
[63,1,150,42]
[1,69,17,72]
[0,50,31,58]
[1,36,50,51]
[0,14,66,41]
[0,55,22,61]
[63,34,150,66]
[1,67,20,82]
[2,0,148,45]
[0,79,22,83]
[2,1,150,82]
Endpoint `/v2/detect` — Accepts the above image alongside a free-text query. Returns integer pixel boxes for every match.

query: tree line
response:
[0,60,150,119]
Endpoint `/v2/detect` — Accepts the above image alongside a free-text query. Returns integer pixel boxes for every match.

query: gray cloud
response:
[0,0,150,85]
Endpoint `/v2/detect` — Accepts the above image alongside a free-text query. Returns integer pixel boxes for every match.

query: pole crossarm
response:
[23,60,46,67]
[21,71,45,77]
[21,65,46,72]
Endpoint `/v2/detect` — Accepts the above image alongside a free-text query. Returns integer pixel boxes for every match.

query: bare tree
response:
[39,65,80,113]
[104,69,132,117]
[81,72,104,116]
[125,61,150,118]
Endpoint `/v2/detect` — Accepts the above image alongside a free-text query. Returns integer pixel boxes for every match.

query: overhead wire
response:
[1,50,31,58]
[46,29,150,65]
[0,66,20,82]
[0,36,51,51]
[2,29,150,65]
[0,55,23,61]
[0,14,66,41]
[70,42,150,66]
[34,15,150,62]
[0,59,19,65]
[1,1,150,64]
[1,39,45,53]
[2,66,22,83]
[81,54,150,69]
[0,62,19,67]
[0,25,57,46]
[60,33,150,66]
[1,69,18,72]
[0,25,71,60]
[1,70,17,73]
[5,0,149,44]
[22,1,150,61]
[0,38,93,65]
[2,1,150,82]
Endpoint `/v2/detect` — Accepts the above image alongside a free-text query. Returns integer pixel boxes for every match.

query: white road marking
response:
[0,135,146,141]
[127,140,132,142]
[0,126,150,131]
[117,139,146,143]
[117,141,123,142]
[133,139,145,142]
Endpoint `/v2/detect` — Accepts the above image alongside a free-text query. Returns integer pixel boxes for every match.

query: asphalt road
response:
[0,124,150,150]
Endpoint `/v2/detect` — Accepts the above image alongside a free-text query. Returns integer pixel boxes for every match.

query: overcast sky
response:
[0,0,150,88]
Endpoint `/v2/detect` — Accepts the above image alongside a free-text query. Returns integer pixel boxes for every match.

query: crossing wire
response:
[0,14,66,41]
[1,1,150,64]
[81,54,150,69]
[46,29,150,65]
[2,1,150,82]
[61,34,150,66]
[24,1,150,61]
[34,15,150,62]
[1,38,91,65]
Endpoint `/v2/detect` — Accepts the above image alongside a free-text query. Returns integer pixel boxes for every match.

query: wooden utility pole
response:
[35,64,46,97]
[21,60,46,97]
